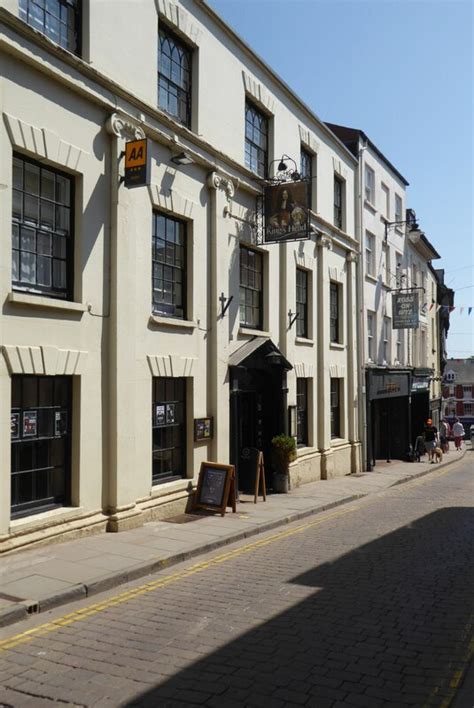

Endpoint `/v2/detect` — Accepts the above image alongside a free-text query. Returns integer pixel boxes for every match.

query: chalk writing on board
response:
[198,467,227,506]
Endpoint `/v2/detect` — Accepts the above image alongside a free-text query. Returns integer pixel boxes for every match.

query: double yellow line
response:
[0,505,356,651]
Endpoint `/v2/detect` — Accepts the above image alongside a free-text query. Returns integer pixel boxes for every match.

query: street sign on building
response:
[264,180,310,243]
[392,292,419,329]
[124,139,151,188]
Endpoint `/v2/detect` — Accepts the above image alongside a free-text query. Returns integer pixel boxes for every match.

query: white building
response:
[327,125,442,465]
[0,0,362,552]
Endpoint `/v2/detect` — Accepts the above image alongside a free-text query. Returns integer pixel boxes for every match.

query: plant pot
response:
[273,473,289,494]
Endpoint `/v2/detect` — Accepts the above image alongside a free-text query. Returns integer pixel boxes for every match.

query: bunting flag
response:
[421,303,473,315]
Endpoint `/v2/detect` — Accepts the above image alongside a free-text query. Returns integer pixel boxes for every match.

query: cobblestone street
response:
[0,455,473,707]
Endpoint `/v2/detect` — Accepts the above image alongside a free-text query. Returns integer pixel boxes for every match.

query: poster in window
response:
[11,412,19,439]
[166,404,175,424]
[155,404,166,426]
[54,410,67,436]
[264,181,310,243]
[23,411,37,437]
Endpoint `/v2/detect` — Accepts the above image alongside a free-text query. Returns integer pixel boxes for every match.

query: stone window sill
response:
[330,342,345,351]
[295,336,314,346]
[364,199,377,214]
[149,314,197,329]
[365,274,378,285]
[7,292,87,314]
[149,478,194,498]
[10,505,83,533]
[239,327,271,337]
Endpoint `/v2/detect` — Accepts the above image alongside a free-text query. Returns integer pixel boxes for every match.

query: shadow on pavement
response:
[127,508,474,707]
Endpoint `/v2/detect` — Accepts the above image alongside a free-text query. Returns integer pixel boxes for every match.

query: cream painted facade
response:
[0,0,361,552]
[328,125,443,466]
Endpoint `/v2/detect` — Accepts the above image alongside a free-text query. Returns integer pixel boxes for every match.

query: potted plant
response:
[271,434,297,493]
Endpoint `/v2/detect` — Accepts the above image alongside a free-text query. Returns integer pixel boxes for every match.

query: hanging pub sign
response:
[264,181,310,243]
[392,292,420,329]
[124,138,151,188]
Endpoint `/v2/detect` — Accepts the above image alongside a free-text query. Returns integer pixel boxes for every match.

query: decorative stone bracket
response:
[317,234,333,250]
[105,113,146,141]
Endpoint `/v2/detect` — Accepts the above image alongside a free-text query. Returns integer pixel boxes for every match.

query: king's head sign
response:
[124,139,151,188]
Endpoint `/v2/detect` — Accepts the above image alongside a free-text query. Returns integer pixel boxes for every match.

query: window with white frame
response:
[365,232,375,277]
[396,329,403,364]
[395,252,403,288]
[464,403,472,415]
[367,311,375,361]
[381,183,390,219]
[382,244,390,285]
[420,329,426,365]
[395,194,403,223]
[364,165,375,204]
[463,386,472,397]
[383,317,391,363]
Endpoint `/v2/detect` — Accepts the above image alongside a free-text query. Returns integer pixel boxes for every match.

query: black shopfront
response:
[229,337,292,492]
[366,368,411,469]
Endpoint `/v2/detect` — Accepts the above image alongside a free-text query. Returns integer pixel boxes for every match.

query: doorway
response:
[229,339,292,492]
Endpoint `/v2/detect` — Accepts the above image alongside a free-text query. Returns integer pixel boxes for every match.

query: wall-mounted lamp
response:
[288,309,299,329]
[219,292,233,317]
[384,210,424,243]
[170,151,194,166]
[265,351,282,366]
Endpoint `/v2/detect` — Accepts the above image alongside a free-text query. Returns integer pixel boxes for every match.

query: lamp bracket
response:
[219,292,233,318]
[288,309,299,329]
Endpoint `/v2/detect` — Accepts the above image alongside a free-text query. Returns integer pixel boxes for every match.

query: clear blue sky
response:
[208,0,474,359]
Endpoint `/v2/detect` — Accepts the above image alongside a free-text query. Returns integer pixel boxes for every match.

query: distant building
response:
[442,359,474,435]
[327,125,446,467]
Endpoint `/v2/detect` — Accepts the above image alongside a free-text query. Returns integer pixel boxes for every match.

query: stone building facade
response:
[0,0,362,552]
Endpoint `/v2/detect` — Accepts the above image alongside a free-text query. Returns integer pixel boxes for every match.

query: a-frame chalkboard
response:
[193,462,237,516]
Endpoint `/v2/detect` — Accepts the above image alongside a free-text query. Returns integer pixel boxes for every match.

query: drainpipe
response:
[356,141,368,470]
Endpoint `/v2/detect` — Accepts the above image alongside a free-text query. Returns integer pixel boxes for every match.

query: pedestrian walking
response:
[414,434,426,462]
[423,419,438,464]
[452,419,465,451]
[439,419,450,453]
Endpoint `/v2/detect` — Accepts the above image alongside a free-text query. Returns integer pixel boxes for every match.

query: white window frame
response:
[381,182,390,219]
[365,232,375,277]
[382,244,390,286]
[396,329,403,364]
[395,193,403,223]
[383,317,391,364]
[367,311,375,361]
[364,164,375,205]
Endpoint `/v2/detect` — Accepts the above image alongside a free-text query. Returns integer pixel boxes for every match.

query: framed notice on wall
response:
[194,417,213,442]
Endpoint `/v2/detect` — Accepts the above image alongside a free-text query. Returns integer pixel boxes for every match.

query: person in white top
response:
[452,420,465,451]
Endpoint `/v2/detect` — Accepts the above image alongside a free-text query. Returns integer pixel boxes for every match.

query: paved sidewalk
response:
[0,446,468,629]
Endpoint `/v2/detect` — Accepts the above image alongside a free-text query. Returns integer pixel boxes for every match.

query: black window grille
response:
[296,378,308,446]
[158,27,191,127]
[240,246,263,329]
[12,154,73,300]
[245,101,268,177]
[300,147,313,210]
[152,378,186,485]
[296,268,308,338]
[18,0,81,54]
[330,378,341,438]
[11,375,71,518]
[334,175,343,229]
[330,281,340,343]
[152,212,186,319]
